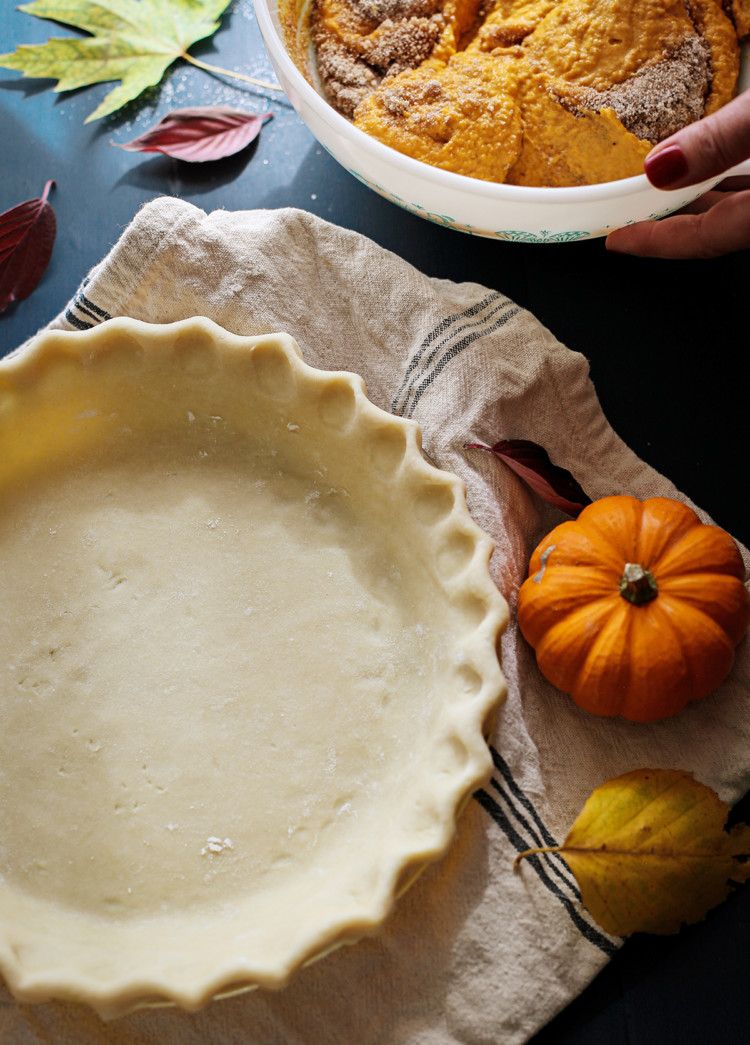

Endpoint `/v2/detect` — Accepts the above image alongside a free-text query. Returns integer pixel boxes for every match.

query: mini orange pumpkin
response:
[517,495,750,722]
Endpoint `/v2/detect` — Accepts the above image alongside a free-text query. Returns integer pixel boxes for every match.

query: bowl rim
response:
[253,0,683,204]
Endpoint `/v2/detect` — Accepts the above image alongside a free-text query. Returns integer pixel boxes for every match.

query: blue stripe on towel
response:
[393,293,520,418]
[475,748,618,956]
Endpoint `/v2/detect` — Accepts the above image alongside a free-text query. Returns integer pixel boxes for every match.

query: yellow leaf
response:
[515,768,750,936]
[0,0,279,124]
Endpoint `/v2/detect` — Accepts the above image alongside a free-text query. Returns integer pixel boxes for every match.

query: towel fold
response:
[3,196,748,1045]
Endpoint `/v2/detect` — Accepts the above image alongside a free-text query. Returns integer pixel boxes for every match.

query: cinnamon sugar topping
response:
[306,0,746,183]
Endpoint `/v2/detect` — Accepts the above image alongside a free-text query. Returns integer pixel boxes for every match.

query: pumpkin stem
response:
[619,562,658,605]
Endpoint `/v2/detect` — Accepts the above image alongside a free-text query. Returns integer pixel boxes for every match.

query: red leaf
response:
[465,439,591,516]
[114,106,273,162]
[0,181,56,315]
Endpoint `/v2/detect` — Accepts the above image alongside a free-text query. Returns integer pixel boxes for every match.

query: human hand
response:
[606,90,750,259]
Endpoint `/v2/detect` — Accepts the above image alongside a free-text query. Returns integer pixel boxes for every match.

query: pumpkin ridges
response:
[658,573,750,646]
[574,495,643,565]
[574,603,693,721]
[570,602,639,718]
[636,497,703,567]
[533,597,627,705]
[516,568,618,647]
[527,523,623,575]
[651,522,748,581]
[625,600,708,719]
[651,594,737,698]
[567,591,736,722]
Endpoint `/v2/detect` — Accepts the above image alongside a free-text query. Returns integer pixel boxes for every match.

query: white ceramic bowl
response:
[254,0,748,242]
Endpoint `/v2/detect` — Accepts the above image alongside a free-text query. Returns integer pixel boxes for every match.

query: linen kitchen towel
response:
[2,196,749,1045]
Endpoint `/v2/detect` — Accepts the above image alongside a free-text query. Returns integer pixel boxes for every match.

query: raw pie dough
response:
[0,318,507,1017]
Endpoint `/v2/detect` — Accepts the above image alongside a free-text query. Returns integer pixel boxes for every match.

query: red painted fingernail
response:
[645,144,689,188]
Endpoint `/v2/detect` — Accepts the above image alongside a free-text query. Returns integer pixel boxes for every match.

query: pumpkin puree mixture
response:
[296,0,750,185]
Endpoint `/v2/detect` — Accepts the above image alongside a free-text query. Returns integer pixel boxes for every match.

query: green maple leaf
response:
[0,0,277,122]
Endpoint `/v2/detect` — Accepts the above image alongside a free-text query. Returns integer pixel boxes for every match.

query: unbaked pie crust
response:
[0,317,507,1017]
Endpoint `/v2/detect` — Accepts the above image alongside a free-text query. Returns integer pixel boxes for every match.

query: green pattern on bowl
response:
[347,168,591,242]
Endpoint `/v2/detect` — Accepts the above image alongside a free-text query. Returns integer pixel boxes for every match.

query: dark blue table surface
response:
[2,2,750,1042]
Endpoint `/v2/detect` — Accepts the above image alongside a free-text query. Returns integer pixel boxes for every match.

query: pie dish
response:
[0,317,507,1017]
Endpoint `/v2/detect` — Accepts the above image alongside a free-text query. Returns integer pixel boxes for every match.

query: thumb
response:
[645,90,750,189]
